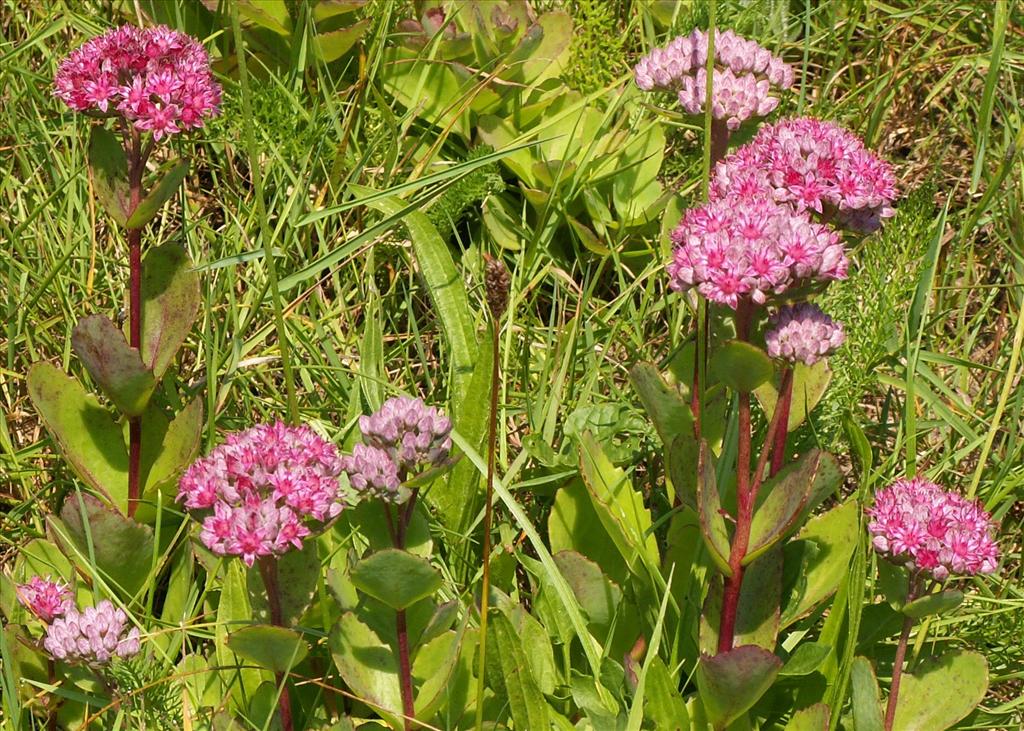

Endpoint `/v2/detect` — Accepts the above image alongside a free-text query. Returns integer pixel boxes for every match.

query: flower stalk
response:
[257,556,294,731]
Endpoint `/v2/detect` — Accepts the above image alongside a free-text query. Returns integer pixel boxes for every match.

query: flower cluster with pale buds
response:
[42,599,141,665]
[765,303,845,365]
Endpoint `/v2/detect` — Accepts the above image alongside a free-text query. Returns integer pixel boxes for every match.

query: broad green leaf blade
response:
[548,478,629,586]
[88,126,129,226]
[696,645,781,730]
[891,650,988,731]
[553,550,622,633]
[779,642,831,677]
[784,703,830,730]
[700,549,781,653]
[27,363,128,511]
[246,541,320,626]
[314,18,370,62]
[851,656,884,731]
[214,562,264,711]
[141,397,203,497]
[412,626,464,719]
[644,656,689,730]
[744,450,823,565]
[329,612,403,727]
[71,315,156,416]
[227,625,308,673]
[900,589,964,619]
[486,612,550,729]
[237,0,290,34]
[349,549,442,610]
[140,243,201,379]
[780,500,859,627]
[696,444,732,577]
[628,362,694,445]
[126,159,188,228]
[53,493,154,598]
[710,340,774,393]
[755,360,832,433]
[314,0,366,21]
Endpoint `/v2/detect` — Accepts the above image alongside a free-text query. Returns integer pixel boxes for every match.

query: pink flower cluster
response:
[177,422,344,567]
[868,477,999,581]
[16,576,73,623]
[765,303,845,365]
[712,117,897,232]
[634,29,795,130]
[54,25,221,140]
[43,600,140,665]
[342,396,452,503]
[667,197,845,308]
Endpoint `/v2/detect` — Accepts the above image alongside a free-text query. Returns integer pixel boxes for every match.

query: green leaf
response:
[667,432,700,508]
[779,642,831,676]
[141,397,203,497]
[246,541,320,626]
[783,703,830,730]
[87,126,129,226]
[890,650,988,731]
[314,19,370,62]
[697,444,732,576]
[141,243,201,379]
[71,315,156,416]
[214,562,264,711]
[27,363,127,511]
[851,657,884,731]
[314,0,366,21]
[486,612,550,729]
[901,589,964,619]
[710,340,774,393]
[227,624,308,673]
[696,645,782,730]
[628,362,694,446]
[553,550,622,632]
[349,549,442,610]
[413,627,465,719]
[329,613,403,727]
[644,656,689,730]
[578,431,660,573]
[780,500,859,627]
[237,0,290,34]
[744,450,823,566]
[53,493,154,598]
[755,360,832,433]
[126,159,188,228]
[548,478,629,587]
[700,549,781,652]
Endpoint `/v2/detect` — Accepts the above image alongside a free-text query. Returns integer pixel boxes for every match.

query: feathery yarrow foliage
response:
[666,197,846,308]
[16,576,73,623]
[634,29,795,130]
[765,303,846,365]
[712,117,898,231]
[867,477,999,581]
[43,599,141,665]
[54,25,221,140]
[177,422,345,567]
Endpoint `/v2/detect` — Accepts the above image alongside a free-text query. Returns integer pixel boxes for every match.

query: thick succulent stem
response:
[769,367,794,477]
[126,131,143,519]
[257,557,294,731]
[46,658,58,731]
[391,491,417,730]
[884,613,915,731]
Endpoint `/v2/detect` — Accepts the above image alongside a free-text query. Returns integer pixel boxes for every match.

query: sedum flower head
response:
[16,576,74,623]
[177,422,344,566]
[54,25,221,140]
[634,29,794,130]
[43,600,140,665]
[867,477,999,581]
[358,396,452,473]
[667,197,845,309]
[765,303,845,365]
[340,443,402,501]
[711,117,897,231]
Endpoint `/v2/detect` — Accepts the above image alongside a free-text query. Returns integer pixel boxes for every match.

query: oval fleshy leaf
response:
[744,450,822,566]
[71,314,156,417]
[697,443,732,577]
[890,650,988,731]
[349,548,442,610]
[851,656,884,731]
[126,159,188,228]
[900,589,964,619]
[696,645,782,729]
[226,624,308,673]
[710,340,774,393]
[88,126,129,226]
[140,243,201,379]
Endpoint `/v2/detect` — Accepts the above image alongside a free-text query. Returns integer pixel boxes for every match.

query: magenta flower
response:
[43,600,141,665]
[177,422,344,567]
[867,477,999,581]
[765,303,845,365]
[341,443,402,502]
[711,117,898,232]
[54,25,220,138]
[666,197,845,309]
[634,29,794,130]
[358,396,452,473]
[16,576,73,623]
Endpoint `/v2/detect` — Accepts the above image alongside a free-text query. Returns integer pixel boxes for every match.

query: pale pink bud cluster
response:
[667,197,845,309]
[16,576,74,623]
[711,117,897,231]
[43,600,140,665]
[765,303,845,364]
[177,422,344,567]
[867,477,999,581]
[357,396,453,473]
[634,29,794,130]
[341,444,402,501]
[54,25,221,140]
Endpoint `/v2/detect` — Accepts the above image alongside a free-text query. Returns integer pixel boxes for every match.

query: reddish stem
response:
[392,487,417,730]
[769,367,794,477]
[883,613,915,730]
[126,132,143,519]
[257,557,294,731]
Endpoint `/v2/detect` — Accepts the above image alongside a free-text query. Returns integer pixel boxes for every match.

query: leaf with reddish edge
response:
[701,549,782,652]
[88,126,129,226]
[743,450,822,566]
[126,159,188,228]
[314,19,370,62]
[710,340,774,393]
[890,650,988,731]
[697,443,732,577]
[755,360,832,433]
[140,243,201,379]
[72,314,156,417]
[784,703,830,730]
[695,645,782,730]
[226,624,308,673]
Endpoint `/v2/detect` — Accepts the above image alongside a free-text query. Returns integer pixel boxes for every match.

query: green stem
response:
[230,2,299,426]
